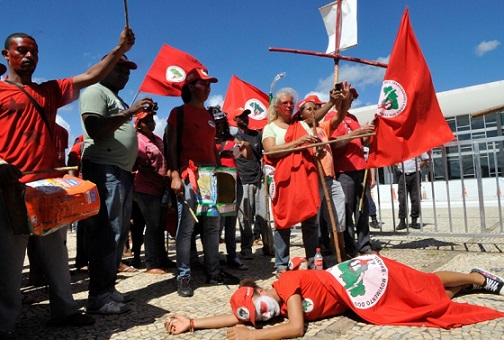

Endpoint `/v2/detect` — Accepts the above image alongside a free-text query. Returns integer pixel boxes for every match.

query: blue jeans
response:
[134,192,168,269]
[82,161,133,297]
[221,215,237,262]
[274,214,318,271]
[237,180,268,255]
[176,179,221,280]
[319,177,346,233]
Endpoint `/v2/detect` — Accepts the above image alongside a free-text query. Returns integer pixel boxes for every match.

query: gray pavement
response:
[14,229,504,339]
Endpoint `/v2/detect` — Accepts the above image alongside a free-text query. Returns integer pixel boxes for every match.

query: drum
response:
[24,175,100,235]
[195,167,237,216]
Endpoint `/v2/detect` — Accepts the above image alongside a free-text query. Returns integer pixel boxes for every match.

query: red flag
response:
[321,255,504,329]
[138,44,205,97]
[222,75,269,130]
[270,122,320,229]
[367,8,454,168]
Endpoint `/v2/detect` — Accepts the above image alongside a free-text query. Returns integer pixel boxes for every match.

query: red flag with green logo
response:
[222,74,269,130]
[367,8,454,168]
[138,44,205,97]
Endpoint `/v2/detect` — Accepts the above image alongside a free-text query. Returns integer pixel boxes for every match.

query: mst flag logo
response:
[166,66,186,83]
[376,80,407,118]
[328,254,388,309]
[244,99,268,121]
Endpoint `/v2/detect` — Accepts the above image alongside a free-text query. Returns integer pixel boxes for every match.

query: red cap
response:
[102,54,137,70]
[134,111,155,128]
[0,63,6,76]
[230,287,257,325]
[232,107,251,119]
[296,94,326,112]
[288,257,308,270]
[185,68,218,84]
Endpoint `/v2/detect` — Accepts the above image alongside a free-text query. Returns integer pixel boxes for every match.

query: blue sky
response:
[2,1,503,145]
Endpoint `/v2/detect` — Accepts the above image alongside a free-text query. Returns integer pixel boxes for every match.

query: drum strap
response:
[4,80,53,138]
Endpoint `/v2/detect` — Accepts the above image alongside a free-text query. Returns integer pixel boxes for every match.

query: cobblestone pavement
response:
[14,230,504,339]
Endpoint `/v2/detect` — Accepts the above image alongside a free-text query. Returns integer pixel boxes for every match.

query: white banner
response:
[319,0,358,53]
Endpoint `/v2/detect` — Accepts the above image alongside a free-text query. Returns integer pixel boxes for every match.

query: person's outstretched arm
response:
[165,313,240,335]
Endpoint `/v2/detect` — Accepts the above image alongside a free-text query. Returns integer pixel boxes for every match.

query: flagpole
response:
[310,115,343,263]
[333,0,343,85]
[130,91,140,107]
[264,132,375,156]
[123,0,130,28]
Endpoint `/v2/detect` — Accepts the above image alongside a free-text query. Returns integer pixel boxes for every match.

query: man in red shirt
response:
[328,88,376,257]
[0,27,135,336]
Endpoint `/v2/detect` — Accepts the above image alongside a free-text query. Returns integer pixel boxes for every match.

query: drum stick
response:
[123,0,130,28]
[183,200,199,223]
[22,166,78,175]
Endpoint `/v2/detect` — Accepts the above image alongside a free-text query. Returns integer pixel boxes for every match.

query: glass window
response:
[471,116,484,130]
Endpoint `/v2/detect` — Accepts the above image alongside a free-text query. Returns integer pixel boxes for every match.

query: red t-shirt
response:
[273,270,348,321]
[329,113,367,172]
[216,139,237,168]
[168,104,217,169]
[0,78,75,182]
[53,124,69,167]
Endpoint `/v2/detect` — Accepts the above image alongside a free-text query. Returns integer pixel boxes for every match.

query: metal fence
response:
[371,136,504,238]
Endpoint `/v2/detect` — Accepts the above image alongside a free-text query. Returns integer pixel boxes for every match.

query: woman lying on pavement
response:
[165,254,504,340]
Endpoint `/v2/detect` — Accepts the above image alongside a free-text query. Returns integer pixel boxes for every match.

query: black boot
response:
[369,215,379,229]
[411,218,420,229]
[397,218,407,230]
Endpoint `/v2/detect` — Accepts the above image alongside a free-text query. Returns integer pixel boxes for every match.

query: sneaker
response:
[177,278,194,297]
[110,289,133,303]
[206,270,240,285]
[240,251,254,260]
[396,219,407,230]
[87,300,129,315]
[46,312,95,327]
[470,268,504,295]
[227,258,248,271]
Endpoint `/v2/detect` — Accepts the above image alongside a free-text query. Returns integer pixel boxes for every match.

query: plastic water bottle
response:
[314,248,323,270]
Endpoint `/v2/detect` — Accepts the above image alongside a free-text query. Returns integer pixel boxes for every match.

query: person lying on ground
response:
[165,254,504,340]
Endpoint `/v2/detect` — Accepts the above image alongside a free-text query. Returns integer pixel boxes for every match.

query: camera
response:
[334,82,342,91]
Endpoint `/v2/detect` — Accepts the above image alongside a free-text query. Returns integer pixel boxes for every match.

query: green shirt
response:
[79,83,137,171]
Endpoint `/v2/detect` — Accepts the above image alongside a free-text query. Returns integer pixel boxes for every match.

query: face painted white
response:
[254,295,280,321]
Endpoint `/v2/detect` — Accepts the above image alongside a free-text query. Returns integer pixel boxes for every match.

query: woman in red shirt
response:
[165,255,504,339]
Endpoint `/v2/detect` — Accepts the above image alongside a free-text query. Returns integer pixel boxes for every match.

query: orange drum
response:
[24,175,100,235]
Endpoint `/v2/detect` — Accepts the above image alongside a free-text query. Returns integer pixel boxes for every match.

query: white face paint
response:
[254,295,280,321]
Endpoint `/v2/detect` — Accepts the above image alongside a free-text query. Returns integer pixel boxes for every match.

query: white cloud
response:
[154,114,167,137]
[207,94,224,108]
[475,40,501,56]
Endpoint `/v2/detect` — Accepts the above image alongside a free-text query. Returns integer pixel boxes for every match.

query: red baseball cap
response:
[102,54,137,70]
[232,107,251,120]
[296,94,326,112]
[230,286,257,325]
[185,68,218,84]
[0,63,6,76]
[134,111,155,128]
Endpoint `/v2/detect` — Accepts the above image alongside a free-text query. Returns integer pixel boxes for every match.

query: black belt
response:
[402,172,418,176]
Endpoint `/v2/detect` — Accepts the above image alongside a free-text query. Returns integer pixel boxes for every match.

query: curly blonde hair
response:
[268,87,298,123]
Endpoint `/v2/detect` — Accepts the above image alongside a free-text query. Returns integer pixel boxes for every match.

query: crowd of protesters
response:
[1,23,503,340]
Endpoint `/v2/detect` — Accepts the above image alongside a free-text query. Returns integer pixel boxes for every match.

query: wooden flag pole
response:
[22,166,78,176]
[123,0,130,28]
[264,132,375,156]
[310,115,342,263]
